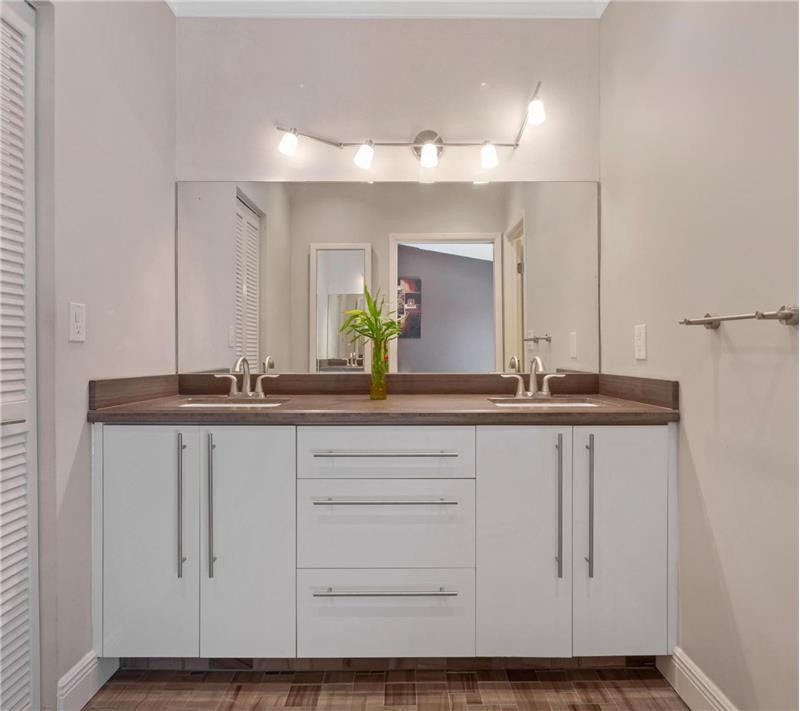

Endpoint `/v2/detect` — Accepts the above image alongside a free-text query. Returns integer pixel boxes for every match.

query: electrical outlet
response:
[69,302,86,342]
[569,331,577,359]
[634,324,647,360]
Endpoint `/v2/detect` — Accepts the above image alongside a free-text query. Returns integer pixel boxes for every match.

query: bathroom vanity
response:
[88,373,678,662]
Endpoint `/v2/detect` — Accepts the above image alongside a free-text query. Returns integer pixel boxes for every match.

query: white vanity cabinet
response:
[199,427,295,657]
[476,426,573,657]
[95,420,675,660]
[572,426,672,656]
[98,425,295,658]
[101,426,200,657]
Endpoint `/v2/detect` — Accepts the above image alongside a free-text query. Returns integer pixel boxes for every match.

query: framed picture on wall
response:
[398,277,422,338]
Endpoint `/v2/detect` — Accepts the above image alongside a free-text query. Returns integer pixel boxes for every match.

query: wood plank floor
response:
[84,667,690,710]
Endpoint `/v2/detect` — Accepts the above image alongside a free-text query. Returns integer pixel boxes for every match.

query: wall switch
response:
[634,324,647,360]
[69,302,86,342]
[228,325,236,348]
[569,331,578,359]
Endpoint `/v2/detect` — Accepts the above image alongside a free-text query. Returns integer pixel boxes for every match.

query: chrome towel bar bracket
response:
[679,305,798,329]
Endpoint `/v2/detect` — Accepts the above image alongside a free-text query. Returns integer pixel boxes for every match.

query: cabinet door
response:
[102,426,200,657]
[200,427,295,657]
[476,426,572,656]
[573,426,669,655]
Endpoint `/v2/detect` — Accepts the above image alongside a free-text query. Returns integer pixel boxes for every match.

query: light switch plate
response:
[569,332,577,359]
[69,302,86,342]
[634,324,647,360]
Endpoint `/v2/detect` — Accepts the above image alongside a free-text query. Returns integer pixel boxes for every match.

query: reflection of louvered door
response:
[0,3,39,710]
[234,200,260,364]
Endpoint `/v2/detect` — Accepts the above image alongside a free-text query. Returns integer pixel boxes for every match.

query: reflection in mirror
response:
[176,182,599,375]
[390,236,501,373]
[310,245,371,372]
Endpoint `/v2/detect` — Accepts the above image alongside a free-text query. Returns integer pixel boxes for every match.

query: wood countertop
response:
[87,392,679,426]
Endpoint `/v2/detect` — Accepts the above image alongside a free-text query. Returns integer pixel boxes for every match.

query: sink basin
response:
[488,397,599,408]
[179,398,288,409]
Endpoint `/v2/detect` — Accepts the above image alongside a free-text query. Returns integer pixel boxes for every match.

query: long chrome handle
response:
[556,433,563,579]
[585,433,595,578]
[313,587,458,598]
[177,433,187,579]
[207,433,216,579]
[312,450,458,458]
[311,496,458,506]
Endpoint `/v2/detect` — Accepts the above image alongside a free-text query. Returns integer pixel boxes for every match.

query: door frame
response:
[388,232,503,373]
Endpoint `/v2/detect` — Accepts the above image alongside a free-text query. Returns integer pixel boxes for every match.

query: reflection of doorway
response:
[388,233,502,373]
[502,218,525,372]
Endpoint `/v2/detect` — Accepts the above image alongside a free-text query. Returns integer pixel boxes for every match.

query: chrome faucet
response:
[233,356,253,397]
[528,356,545,396]
[542,373,566,396]
[263,355,275,373]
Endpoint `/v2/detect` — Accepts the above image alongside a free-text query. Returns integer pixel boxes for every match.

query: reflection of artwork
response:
[398,277,422,338]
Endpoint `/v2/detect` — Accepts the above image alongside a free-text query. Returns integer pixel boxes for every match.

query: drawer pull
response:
[311,496,458,506]
[313,586,458,598]
[312,450,459,459]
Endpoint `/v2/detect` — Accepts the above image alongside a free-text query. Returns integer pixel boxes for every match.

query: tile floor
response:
[84,667,690,711]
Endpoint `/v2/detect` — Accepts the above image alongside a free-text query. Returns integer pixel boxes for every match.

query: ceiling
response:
[168,0,609,19]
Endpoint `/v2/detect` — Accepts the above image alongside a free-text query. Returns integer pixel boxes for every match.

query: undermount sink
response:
[179,397,288,409]
[488,397,599,408]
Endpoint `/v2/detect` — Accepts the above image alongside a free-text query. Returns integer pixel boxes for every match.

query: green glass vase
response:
[370,339,388,400]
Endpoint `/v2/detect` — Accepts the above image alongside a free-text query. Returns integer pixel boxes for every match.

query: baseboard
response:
[57,650,118,711]
[657,647,738,711]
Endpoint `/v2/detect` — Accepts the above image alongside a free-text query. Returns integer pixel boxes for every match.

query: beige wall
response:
[36,1,176,706]
[175,18,599,182]
[286,182,510,370]
[506,182,599,372]
[599,3,798,709]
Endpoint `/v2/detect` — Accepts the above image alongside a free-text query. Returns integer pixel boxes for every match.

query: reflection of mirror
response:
[176,181,599,374]
[309,244,371,372]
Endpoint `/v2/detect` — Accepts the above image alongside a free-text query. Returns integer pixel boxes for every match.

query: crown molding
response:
[167,1,609,20]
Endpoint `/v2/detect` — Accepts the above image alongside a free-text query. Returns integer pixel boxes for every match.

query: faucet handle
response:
[542,373,567,397]
[501,373,526,399]
[254,373,279,398]
[215,373,239,397]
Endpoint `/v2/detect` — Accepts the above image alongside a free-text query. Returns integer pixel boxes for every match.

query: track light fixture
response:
[275,82,545,171]
[277,128,298,156]
[353,141,374,170]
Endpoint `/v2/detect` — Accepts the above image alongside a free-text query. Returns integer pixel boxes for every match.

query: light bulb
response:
[278,129,298,156]
[353,141,374,170]
[527,98,546,125]
[420,142,439,168]
[480,142,498,170]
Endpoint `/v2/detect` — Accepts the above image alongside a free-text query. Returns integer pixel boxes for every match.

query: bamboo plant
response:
[340,286,401,400]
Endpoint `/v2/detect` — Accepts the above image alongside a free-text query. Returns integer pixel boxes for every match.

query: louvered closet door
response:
[234,200,260,364]
[0,3,38,710]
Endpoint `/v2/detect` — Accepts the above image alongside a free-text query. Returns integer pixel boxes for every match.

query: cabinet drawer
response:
[297,426,476,478]
[298,479,475,568]
[297,568,475,657]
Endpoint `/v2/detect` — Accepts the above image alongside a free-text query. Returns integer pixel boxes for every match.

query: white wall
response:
[177,181,291,372]
[36,1,176,707]
[506,182,599,372]
[286,182,510,370]
[175,18,599,182]
[599,3,797,710]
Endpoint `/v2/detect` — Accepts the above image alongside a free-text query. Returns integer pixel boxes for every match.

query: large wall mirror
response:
[176,181,600,375]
